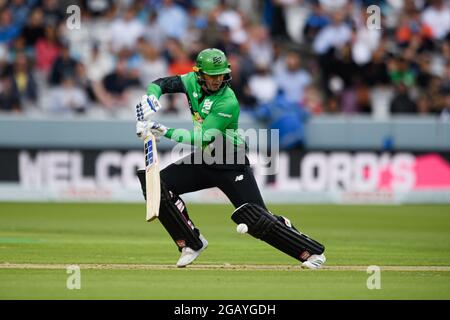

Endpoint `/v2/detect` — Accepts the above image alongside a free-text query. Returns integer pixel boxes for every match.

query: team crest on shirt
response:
[202,99,213,114]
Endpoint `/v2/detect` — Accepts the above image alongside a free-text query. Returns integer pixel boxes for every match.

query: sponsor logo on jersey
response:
[202,99,213,114]
[218,112,232,118]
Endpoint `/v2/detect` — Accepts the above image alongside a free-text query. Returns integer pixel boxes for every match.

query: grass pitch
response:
[0,202,450,299]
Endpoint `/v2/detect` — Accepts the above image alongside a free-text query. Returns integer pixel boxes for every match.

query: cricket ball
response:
[236,223,248,234]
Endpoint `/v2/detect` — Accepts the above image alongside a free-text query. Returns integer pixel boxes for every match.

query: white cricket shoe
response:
[301,254,326,269]
[176,234,208,268]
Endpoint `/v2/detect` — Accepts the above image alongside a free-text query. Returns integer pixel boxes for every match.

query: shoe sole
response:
[301,260,325,270]
[301,263,319,270]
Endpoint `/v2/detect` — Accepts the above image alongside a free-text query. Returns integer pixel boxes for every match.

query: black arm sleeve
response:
[152,76,186,94]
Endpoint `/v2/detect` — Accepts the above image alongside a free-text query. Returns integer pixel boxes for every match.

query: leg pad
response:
[137,169,203,251]
[231,203,325,262]
[158,182,203,251]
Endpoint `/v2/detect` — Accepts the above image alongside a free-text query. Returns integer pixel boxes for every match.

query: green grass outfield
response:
[0,202,450,299]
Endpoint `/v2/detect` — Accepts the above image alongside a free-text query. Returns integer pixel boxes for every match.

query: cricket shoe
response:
[176,234,208,268]
[301,254,326,270]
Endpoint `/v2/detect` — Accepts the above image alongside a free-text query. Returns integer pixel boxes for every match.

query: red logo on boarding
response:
[300,251,311,260]
[176,240,186,248]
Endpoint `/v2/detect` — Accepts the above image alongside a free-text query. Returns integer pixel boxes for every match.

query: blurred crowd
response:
[0,0,449,122]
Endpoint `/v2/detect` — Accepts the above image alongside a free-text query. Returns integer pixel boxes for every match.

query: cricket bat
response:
[144,132,160,222]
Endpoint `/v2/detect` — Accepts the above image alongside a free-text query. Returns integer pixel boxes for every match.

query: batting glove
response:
[135,94,162,122]
[148,121,168,137]
[136,121,148,140]
[136,120,168,140]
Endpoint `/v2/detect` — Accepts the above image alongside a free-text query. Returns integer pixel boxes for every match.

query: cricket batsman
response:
[135,48,326,269]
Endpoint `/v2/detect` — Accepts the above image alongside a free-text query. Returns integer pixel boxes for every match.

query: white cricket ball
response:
[236,223,248,234]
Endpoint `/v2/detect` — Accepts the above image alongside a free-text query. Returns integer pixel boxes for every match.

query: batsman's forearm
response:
[164,128,212,147]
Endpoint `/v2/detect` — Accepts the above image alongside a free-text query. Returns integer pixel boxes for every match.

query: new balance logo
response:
[235,175,244,182]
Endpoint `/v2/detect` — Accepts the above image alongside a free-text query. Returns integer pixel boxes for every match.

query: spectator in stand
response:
[10,0,36,24]
[440,62,450,93]
[101,57,140,109]
[230,42,255,106]
[143,11,166,50]
[338,76,371,114]
[388,57,416,87]
[168,44,193,76]
[201,10,223,49]
[11,52,37,106]
[0,7,22,44]
[109,6,145,53]
[263,0,289,41]
[0,72,21,112]
[42,0,64,26]
[362,43,390,87]
[0,44,11,75]
[396,10,434,51]
[247,63,277,105]
[82,41,114,103]
[413,54,434,89]
[312,10,352,55]
[440,93,450,121]
[390,82,417,114]
[212,24,240,57]
[301,85,324,115]
[49,75,88,114]
[421,0,450,41]
[215,0,247,45]
[319,0,348,12]
[9,35,33,60]
[427,75,446,114]
[35,24,61,74]
[82,0,113,17]
[248,25,273,69]
[313,10,352,99]
[161,39,193,114]
[137,42,168,88]
[303,0,330,43]
[274,50,311,103]
[157,0,189,40]
[442,35,450,61]
[416,93,432,114]
[20,7,45,49]
[48,41,79,86]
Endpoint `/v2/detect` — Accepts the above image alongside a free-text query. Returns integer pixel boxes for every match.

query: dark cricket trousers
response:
[160,155,267,211]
